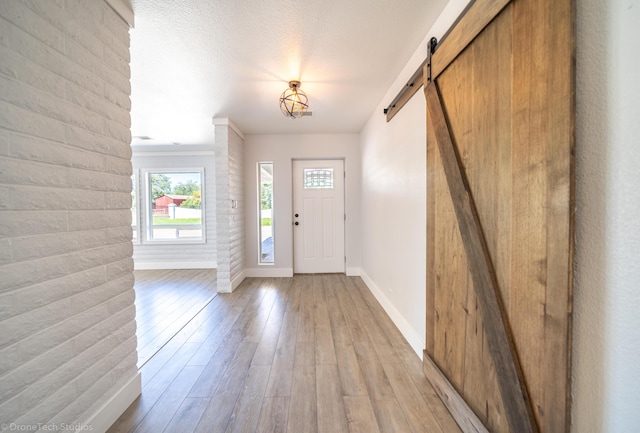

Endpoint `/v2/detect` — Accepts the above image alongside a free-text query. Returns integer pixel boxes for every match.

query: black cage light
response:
[279,80,309,119]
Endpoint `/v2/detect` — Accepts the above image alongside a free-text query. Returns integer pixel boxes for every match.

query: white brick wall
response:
[0,1,139,431]
[228,127,245,282]
[214,120,245,292]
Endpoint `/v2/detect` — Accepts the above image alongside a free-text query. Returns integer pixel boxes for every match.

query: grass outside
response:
[153,217,201,225]
[261,218,272,226]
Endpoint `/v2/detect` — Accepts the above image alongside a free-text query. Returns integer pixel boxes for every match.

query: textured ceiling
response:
[129,0,448,145]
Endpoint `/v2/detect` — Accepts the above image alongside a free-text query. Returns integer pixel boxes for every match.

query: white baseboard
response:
[231,269,246,291]
[245,267,294,278]
[82,372,141,433]
[359,270,425,359]
[134,261,216,270]
[346,267,362,276]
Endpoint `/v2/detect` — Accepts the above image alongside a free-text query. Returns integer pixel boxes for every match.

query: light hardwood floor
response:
[133,269,218,367]
[108,273,461,433]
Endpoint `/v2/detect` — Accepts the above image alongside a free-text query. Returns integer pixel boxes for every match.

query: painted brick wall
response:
[214,120,245,292]
[0,1,139,430]
[228,126,245,283]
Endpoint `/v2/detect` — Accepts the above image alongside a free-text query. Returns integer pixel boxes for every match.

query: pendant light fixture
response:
[279,80,309,119]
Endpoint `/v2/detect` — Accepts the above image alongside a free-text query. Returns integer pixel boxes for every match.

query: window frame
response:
[141,167,206,245]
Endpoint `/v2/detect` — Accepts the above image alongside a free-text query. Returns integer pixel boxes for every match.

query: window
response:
[142,169,205,243]
[258,162,274,264]
[131,173,140,244]
[303,168,334,189]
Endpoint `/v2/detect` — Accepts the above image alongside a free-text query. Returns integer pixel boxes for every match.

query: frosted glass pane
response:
[303,168,334,189]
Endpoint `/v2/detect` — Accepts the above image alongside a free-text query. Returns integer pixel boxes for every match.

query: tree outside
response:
[181,190,201,209]
[150,173,172,201]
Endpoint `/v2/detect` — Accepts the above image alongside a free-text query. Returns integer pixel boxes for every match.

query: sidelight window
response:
[258,162,274,264]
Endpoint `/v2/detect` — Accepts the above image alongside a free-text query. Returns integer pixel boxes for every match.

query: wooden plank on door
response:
[426,82,538,433]
[510,0,575,431]
[423,352,489,433]
[431,0,511,79]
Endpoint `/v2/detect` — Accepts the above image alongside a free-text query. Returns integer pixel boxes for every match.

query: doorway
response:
[292,159,345,274]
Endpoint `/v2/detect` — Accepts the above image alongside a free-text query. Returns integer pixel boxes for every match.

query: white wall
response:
[573,0,640,431]
[131,145,216,269]
[243,134,361,277]
[359,0,470,357]
[0,1,140,432]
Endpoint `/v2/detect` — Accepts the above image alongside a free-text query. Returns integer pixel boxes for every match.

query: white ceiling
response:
[129,0,448,145]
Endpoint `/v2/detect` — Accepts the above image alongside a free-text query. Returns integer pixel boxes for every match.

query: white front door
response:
[292,159,345,274]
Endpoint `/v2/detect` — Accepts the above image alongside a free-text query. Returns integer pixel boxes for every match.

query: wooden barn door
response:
[423,0,574,432]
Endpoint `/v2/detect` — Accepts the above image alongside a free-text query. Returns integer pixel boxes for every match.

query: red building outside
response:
[153,194,189,215]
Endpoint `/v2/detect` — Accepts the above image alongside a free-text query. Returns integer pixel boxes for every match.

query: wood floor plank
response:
[264,310,298,397]
[296,275,315,343]
[396,345,439,396]
[353,342,395,401]
[225,365,271,433]
[351,277,437,395]
[193,342,258,433]
[324,275,352,343]
[141,300,223,381]
[286,342,317,433]
[333,277,370,342]
[187,278,265,367]
[334,340,368,396]
[351,277,408,345]
[242,280,278,342]
[135,280,208,323]
[186,296,233,343]
[256,397,289,433]
[343,396,381,433]
[369,397,413,433]
[132,365,206,433]
[137,297,214,365]
[134,270,214,327]
[189,280,272,397]
[108,342,202,433]
[133,269,218,367]
[424,393,464,433]
[252,290,287,365]
[343,277,399,364]
[186,293,250,366]
[316,364,349,433]
[187,335,244,398]
[313,280,337,365]
[162,398,210,433]
[133,270,196,304]
[382,362,445,433]
[224,279,269,343]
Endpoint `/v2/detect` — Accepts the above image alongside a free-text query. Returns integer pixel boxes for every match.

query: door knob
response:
[294,213,299,217]
[294,222,299,225]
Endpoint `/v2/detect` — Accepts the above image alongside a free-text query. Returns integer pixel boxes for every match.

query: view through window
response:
[258,163,274,264]
[145,170,204,242]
